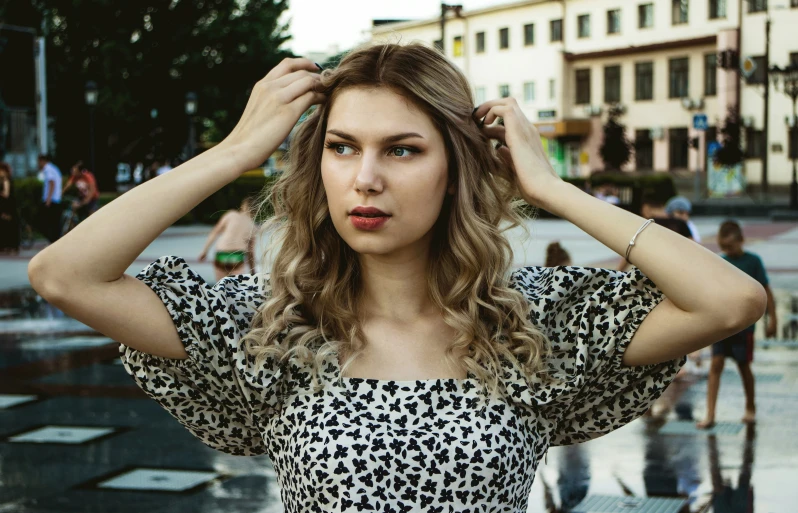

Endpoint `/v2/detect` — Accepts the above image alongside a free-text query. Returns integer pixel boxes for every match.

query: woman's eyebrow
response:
[326,129,425,144]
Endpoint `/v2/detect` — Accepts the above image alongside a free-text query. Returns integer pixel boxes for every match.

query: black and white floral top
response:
[120,256,684,512]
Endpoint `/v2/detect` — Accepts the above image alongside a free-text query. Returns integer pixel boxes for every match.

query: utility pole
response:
[762,16,770,196]
[439,3,463,54]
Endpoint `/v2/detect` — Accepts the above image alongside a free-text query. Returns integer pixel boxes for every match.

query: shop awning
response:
[534,119,592,138]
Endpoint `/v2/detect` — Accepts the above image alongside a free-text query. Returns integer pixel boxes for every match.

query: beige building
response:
[371,0,798,186]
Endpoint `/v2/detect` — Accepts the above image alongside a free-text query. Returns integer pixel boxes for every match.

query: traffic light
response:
[717,49,739,70]
[689,137,700,149]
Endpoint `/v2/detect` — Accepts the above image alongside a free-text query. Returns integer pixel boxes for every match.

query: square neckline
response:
[332,351,479,384]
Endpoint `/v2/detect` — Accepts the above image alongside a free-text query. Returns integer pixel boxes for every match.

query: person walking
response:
[62,161,100,223]
[198,196,257,282]
[28,45,767,512]
[0,162,21,254]
[37,154,63,243]
[697,220,777,428]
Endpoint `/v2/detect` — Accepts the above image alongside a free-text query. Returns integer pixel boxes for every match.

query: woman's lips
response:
[349,215,390,231]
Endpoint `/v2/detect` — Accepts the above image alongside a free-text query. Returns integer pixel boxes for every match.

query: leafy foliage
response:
[599,104,633,171]
[0,0,291,188]
[713,107,745,168]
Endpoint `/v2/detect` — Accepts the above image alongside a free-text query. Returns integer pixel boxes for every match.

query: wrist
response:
[212,140,262,176]
[525,178,575,217]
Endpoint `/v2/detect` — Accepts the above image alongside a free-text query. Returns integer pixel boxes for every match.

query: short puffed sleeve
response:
[507,266,685,446]
[119,256,281,456]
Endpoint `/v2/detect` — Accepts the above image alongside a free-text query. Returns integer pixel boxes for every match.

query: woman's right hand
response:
[218,58,326,172]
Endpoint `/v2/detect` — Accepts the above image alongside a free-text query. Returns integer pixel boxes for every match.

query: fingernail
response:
[478,119,484,129]
[495,142,503,149]
[315,62,324,71]
[472,107,478,116]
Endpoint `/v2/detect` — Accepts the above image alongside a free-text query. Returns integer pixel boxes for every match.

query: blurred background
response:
[1,1,798,512]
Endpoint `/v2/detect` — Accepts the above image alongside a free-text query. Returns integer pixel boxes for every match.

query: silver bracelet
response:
[625,219,655,264]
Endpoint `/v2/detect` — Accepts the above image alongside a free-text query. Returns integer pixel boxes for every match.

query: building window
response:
[476,32,485,53]
[669,57,689,98]
[575,69,591,105]
[704,53,717,96]
[669,128,689,169]
[791,52,798,65]
[522,23,535,46]
[635,129,654,170]
[635,62,654,100]
[672,0,689,25]
[709,0,727,18]
[453,35,463,57]
[607,9,621,34]
[638,3,654,28]
[578,14,591,38]
[499,27,509,49]
[604,65,621,103]
[549,79,556,99]
[748,0,767,13]
[550,19,563,42]
[524,82,536,102]
[745,128,765,158]
[745,56,767,84]
[475,87,486,105]
[499,84,510,98]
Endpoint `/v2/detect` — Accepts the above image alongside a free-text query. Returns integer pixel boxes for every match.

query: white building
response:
[371,0,798,187]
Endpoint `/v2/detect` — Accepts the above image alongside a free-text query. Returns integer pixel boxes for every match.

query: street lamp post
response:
[185,92,197,159]
[84,81,98,174]
[770,64,798,210]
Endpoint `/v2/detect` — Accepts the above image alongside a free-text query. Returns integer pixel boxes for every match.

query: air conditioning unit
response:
[649,127,665,140]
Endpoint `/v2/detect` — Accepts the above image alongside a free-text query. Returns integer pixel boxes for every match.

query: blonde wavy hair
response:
[242,42,550,401]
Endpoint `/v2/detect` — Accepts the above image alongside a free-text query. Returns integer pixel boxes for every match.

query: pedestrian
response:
[36,154,63,243]
[62,161,100,222]
[0,162,21,254]
[29,44,767,512]
[697,220,777,428]
[544,241,571,267]
[155,157,172,176]
[199,196,257,282]
[665,195,701,243]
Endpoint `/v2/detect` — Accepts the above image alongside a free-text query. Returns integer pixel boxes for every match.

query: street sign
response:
[693,114,708,131]
[741,56,757,78]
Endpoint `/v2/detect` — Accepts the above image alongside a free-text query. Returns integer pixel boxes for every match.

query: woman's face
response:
[321,87,453,259]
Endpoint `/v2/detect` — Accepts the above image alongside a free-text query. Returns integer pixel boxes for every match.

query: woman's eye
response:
[331,144,354,156]
[391,147,415,158]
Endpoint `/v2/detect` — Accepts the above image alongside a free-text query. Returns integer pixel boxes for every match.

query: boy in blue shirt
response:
[697,220,777,428]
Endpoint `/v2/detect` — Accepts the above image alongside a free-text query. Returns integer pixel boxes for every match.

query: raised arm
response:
[474,98,767,367]
[28,58,325,359]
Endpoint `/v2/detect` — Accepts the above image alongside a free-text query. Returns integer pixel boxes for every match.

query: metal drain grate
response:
[571,495,686,513]
[658,420,743,436]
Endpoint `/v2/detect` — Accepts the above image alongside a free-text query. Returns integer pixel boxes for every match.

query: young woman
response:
[29,43,766,511]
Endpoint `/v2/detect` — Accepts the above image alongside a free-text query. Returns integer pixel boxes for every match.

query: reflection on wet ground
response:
[1,286,797,512]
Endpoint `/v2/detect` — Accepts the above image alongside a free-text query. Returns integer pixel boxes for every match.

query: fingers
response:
[264,57,320,81]
[293,89,327,114]
[278,72,324,104]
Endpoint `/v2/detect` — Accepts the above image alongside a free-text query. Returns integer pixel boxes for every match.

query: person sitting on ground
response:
[545,241,571,267]
[697,220,777,429]
[62,161,100,222]
[198,196,257,282]
[28,44,767,511]
[665,195,701,243]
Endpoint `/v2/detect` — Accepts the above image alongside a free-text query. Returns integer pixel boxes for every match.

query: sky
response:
[282,0,508,56]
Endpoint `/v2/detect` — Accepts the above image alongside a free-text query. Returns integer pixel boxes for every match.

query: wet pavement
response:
[1,218,796,512]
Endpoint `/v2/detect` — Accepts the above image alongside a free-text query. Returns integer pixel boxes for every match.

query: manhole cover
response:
[658,420,743,436]
[572,495,686,513]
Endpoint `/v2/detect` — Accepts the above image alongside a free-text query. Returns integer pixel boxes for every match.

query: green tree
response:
[599,104,633,171]
[0,0,291,189]
[713,107,744,168]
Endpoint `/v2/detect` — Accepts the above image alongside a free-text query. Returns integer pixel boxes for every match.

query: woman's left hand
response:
[473,98,561,207]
